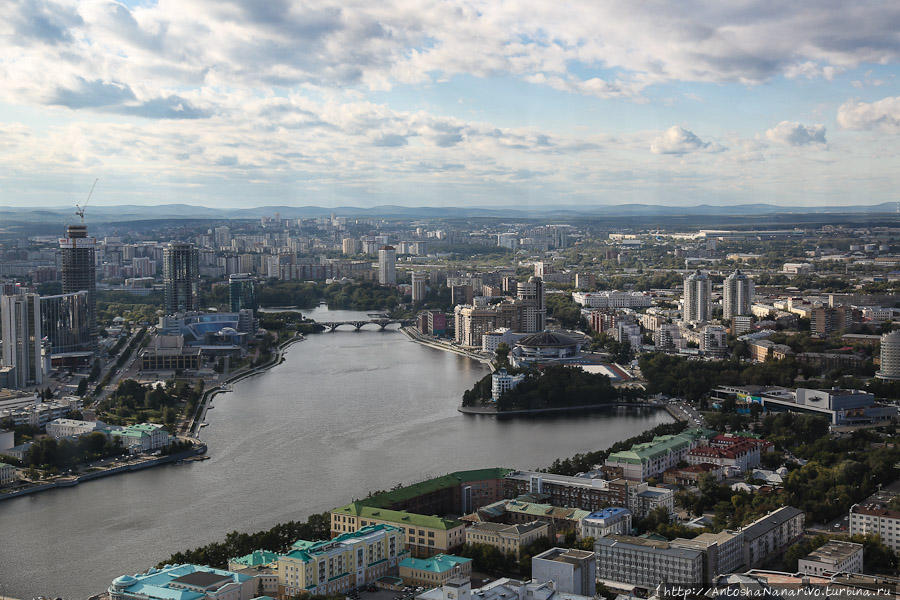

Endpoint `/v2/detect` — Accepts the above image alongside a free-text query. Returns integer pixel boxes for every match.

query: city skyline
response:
[0,1,899,208]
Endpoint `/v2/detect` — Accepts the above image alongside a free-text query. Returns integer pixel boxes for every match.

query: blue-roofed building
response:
[580,507,632,539]
[398,554,472,586]
[108,563,258,600]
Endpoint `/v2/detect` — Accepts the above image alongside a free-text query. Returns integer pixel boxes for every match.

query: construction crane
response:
[75,178,99,223]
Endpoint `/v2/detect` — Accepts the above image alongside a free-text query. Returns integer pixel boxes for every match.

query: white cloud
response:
[765,121,826,146]
[650,126,721,155]
[837,96,900,133]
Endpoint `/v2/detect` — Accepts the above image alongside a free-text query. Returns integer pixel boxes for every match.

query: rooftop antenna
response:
[76,178,99,223]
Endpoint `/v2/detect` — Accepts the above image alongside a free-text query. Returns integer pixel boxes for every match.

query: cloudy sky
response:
[1,0,899,209]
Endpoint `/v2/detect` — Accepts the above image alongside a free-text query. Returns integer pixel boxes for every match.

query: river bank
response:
[0,444,206,502]
[400,326,495,368]
[458,401,665,416]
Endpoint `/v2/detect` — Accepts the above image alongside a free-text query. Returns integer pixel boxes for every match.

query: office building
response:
[798,541,863,577]
[683,270,711,323]
[278,524,405,597]
[517,277,545,333]
[876,330,900,380]
[464,521,549,557]
[228,273,257,314]
[108,564,257,600]
[59,223,97,348]
[163,243,200,314]
[595,536,705,587]
[531,548,596,596]
[399,555,472,587]
[850,503,900,553]
[378,245,397,285]
[1,293,43,388]
[342,237,361,255]
[412,271,428,303]
[580,508,632,539]
[40,291,92,362]
[671,530,744,577]
[723,269,754,319]
[740,506,804,569]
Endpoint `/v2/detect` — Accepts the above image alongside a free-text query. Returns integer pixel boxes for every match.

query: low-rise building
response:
[850,503,900,553]
[278,524,406,597]
[417,576,594,600]
[464,521,549,557]
[531,548,596,596]
[46,418,104,439]
[503,470,630,511]
[605,430,706,481]
[465,498,589,535]
[107,564,257,600]
[628,483,675,517]
[671,530,744,579]
[0,462,17,486]
[663,463,724,486]
[491,369,526,402]
[687,440,760,474]
[798,540,864,577]
[399,554,472,587]
[103,423,172,453]
[579,507,632,539]
[595,536,705,587]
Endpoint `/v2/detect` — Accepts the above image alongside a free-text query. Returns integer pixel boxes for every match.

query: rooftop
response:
[332,503,462,531]
[803,541,864,565]
[356,468,512,510]
[399,554,471,573]
[741,507,804,541]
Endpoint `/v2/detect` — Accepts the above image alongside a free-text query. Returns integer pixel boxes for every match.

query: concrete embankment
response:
[189,334,306,435]
[0,445,205,502]
[458,401,665,416]
[400,327,495,370]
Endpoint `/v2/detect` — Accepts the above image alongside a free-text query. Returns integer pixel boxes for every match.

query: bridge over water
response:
[320,318,413,331]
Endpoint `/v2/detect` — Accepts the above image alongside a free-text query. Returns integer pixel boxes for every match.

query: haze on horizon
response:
[1,0,899,209]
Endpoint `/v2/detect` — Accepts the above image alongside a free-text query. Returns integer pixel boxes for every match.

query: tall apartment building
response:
[723,269,754,319]
[810,304,859,337]
[1,293,43,388]
[701,325,728,357]
[683,270,711,323]
[163,243,200,315]
[455,303,522,347]
[59,223,97,349]
[412,271,428,303]
[378,245,397,285]
[342,237,361,255]
[277,524,405,597]
[595,536,705,587]
[517,277,545,332]
[228,273,257,314]
[850,502,900,553]
[40,291,92,359]
[876,330,900,380]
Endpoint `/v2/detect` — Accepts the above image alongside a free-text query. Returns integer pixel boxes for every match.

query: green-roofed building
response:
[277,524,407,598]
[605,430,707,481]
[398,554,472,586]
[331,468,512,558]
[227,549,282,571]
[468,498,591,535]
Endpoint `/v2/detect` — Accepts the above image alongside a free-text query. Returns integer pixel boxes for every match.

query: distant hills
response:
[1,202,897,223]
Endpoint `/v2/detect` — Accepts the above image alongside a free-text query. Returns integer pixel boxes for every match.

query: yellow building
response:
[332,503,466,558]
[464,521,549,557]
[398,554,472,587]
[277,524,406,599]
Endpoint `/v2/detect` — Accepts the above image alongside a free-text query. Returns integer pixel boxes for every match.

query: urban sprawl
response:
[1,211,899,600]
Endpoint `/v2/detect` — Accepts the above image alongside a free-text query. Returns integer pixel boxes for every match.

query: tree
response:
[494,342,510,365]
[76,378,88,397]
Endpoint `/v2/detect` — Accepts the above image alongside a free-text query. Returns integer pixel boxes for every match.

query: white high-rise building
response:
[876,330,900,380]
[411,271,428,303]
[1,293,44,388]
[683,270,711,323]
[378,246,396,285]
[723,269,754,319]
